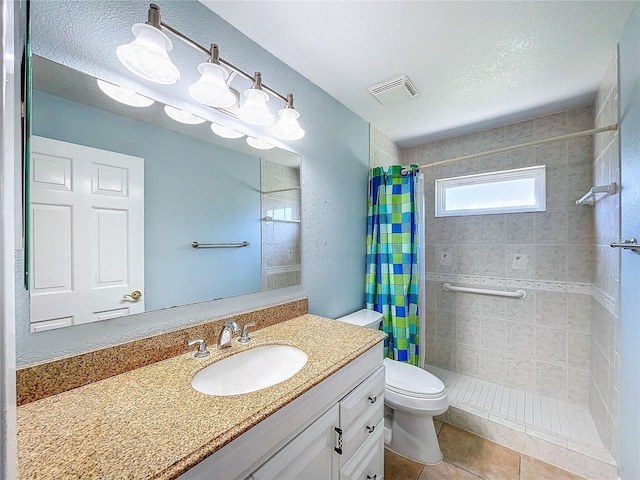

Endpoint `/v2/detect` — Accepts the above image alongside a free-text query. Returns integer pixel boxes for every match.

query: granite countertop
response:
[17,314,386,480]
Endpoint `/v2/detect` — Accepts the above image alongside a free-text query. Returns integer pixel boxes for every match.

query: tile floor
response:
[384,421,587,480]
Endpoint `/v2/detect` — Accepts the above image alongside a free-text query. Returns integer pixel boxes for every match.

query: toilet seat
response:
[383,358,446,399]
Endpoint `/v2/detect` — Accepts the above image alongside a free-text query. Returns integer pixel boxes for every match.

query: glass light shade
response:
[96,79,154,107]
[188,63,237,108]
[116,23,180,85]
[210,123,244,139]
[246,136,275,150]
[272,107,305,140]
[163,105,206,124]
[237,89,275,126]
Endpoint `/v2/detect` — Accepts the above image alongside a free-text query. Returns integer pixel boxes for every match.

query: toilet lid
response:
[383,358,446,398]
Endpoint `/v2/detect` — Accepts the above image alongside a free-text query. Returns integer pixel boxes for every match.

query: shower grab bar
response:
[191,241,250,248]
[261,187,301,194]
[442,283,527,299]
[262,216,300,223]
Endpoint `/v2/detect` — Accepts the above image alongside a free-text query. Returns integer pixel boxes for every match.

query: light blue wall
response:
[31,90,262,311]
[618,3,640,479]
[18,0,369,365]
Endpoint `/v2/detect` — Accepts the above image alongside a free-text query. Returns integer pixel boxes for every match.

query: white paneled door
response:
[29,136,144,331]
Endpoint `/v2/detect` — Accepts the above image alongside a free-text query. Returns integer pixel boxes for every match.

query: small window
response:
[435,165,546,217]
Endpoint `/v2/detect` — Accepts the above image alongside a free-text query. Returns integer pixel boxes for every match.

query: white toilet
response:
[336,309,449,464]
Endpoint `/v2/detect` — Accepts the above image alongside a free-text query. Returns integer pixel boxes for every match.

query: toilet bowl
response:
[336,309,448,464]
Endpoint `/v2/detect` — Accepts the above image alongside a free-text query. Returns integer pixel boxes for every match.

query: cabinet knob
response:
[366,425,375,433]
[368,395,377,404]
[367,475,377,480]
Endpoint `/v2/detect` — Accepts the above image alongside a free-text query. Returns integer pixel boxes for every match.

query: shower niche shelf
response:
[576,182,617,206]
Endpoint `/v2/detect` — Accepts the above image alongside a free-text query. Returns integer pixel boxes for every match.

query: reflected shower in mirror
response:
[27,55,301,332]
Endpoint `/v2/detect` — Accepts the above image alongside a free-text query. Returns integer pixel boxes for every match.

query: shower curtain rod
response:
[403,123,618,173]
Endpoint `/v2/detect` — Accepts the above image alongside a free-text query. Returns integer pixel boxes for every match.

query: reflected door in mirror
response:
[29,136,144,332]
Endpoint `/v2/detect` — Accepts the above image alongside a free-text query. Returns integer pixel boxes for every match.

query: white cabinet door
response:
[29,136,144,329]
[249,404,339,480]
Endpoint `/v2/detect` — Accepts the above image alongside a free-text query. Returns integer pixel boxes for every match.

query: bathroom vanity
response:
[16,315,386,479]
[183,342,385,479]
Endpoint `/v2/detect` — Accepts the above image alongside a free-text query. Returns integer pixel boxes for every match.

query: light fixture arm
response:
[216,59,286,103]
[285,93,295,109]
[251,72,263,89]
[146,3,162,28]
[226,70,237,87]
[209,44,221,64]
[146,3,289,103]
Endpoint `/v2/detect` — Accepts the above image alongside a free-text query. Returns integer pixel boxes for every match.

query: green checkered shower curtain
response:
[365,165,419,365]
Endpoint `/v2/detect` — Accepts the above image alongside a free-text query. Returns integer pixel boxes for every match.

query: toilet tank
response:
[335,309,383,330]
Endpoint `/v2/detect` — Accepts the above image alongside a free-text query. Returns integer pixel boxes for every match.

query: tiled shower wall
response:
[260,159,301,290]
[401,106,595,407]
[590,49,620,457]
[370,125,402,169]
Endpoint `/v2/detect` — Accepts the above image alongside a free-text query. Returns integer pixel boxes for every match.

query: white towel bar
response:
[191,241,250,248]
[442,283,527,299]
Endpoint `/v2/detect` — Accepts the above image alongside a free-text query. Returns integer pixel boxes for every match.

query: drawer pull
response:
[368,395,377,404]
[367,475,377,480]
[366,425,375,433]
[334,427,343,454]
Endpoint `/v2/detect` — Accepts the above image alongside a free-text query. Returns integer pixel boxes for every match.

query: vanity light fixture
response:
[246,136,275,150]
[163,105,206,124]
[117,3,305,139]
[236,73,275,126]
[211,122,245,139]
[188,45,237,108]
[272,93,305,140]
[96,79,155,107]
[116,5,180,84]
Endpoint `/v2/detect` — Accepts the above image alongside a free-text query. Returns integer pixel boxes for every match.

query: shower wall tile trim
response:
[589,47,620,459]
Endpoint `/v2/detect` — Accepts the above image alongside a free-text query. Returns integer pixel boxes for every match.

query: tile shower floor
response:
[426,365,615,463]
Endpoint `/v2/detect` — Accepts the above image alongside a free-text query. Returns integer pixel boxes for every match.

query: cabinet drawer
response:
[339,418,384,480]
[339,366,384,431]
[341,401,383,461]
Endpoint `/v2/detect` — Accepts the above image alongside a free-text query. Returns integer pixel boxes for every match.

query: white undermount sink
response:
[191,345,308,396]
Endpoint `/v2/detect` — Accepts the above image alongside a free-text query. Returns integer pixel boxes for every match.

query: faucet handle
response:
[225,320,241,335]
[188,339,210,358]
[238,321,256,344]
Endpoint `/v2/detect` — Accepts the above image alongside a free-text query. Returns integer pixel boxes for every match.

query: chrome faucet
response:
[218,320,241,349]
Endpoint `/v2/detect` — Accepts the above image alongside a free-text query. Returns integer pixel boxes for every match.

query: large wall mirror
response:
[26,54,301,333]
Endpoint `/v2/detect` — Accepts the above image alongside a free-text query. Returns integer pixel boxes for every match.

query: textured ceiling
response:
[201,1,635,147]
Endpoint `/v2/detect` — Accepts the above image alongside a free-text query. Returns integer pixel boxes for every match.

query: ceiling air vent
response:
[368,75,419,106]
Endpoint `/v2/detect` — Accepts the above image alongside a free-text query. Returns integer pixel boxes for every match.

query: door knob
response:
[123,290,142,300]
